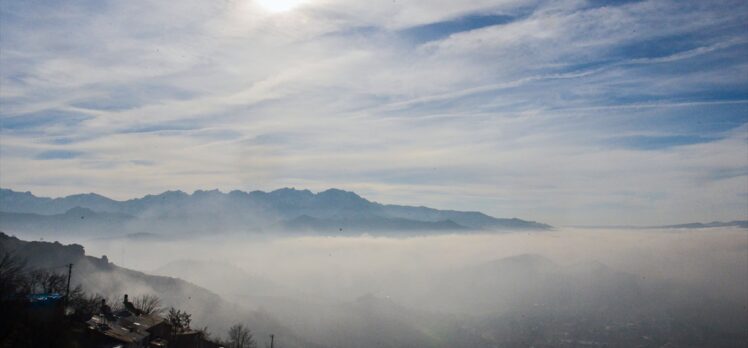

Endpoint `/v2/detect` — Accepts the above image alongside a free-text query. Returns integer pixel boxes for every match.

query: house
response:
[86,296,168,348]
[85,296,220,348]
[86,310,153,348]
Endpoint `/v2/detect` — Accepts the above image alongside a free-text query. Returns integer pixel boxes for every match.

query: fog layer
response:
[65,228,746,345]
[12,227,746,347]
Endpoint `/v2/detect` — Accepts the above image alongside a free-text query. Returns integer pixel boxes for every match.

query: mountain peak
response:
[153,190,189,198]
[264,188,315,203]
[193,189,223,196]
[317,188,366,202]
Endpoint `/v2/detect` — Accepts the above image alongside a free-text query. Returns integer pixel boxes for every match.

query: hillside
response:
[0,232,319,348]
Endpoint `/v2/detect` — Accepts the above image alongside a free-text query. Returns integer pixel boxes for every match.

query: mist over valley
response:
[1,188,746,347]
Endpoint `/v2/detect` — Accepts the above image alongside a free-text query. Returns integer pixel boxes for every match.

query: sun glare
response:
[255,0,306,13]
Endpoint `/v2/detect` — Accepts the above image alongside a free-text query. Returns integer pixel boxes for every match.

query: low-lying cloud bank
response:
[6,226,748,346]
[74,228,747,303]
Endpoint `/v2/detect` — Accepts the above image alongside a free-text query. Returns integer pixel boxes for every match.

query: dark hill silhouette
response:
[0,232,319,348]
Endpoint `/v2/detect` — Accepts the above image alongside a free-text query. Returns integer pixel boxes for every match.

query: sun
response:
[255,0,306,13]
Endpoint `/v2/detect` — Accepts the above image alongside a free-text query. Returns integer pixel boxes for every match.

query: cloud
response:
[0,0,746,225]
[70,227,748,309]
[398,13,519,43]
[1,110,92,131]
[35,150,85,160]
[606,135,720,150]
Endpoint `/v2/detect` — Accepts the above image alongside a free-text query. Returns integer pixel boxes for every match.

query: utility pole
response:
[65,263,73,306]
[269,334,274,348]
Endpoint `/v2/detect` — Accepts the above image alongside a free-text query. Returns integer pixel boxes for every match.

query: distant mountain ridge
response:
[572,220,748,230]
[0,188,550,235]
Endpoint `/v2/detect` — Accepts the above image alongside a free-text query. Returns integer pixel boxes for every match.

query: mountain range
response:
[0,188,550,236]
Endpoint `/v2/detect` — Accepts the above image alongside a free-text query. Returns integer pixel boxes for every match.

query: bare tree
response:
[26,269,66,293]
[0,248,26,299]
[167,307,192,335]
[132,294,164,315]
[69,292,104,320]
[228,324,257,348]
[105,294,125,312]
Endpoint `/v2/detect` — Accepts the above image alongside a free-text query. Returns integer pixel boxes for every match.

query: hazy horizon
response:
[2,186,746,227]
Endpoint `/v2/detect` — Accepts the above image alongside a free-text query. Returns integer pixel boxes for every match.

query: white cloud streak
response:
[1,0,746,225]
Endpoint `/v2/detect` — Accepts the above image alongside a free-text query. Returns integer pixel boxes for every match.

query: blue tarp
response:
[27,293,63,307]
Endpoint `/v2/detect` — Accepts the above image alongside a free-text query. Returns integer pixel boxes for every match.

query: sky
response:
[1,0,747,226]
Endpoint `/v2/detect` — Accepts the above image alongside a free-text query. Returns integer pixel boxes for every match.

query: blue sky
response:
[1,0,747,225]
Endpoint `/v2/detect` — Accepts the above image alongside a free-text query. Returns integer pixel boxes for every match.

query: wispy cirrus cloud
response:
[1,0,746,225]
